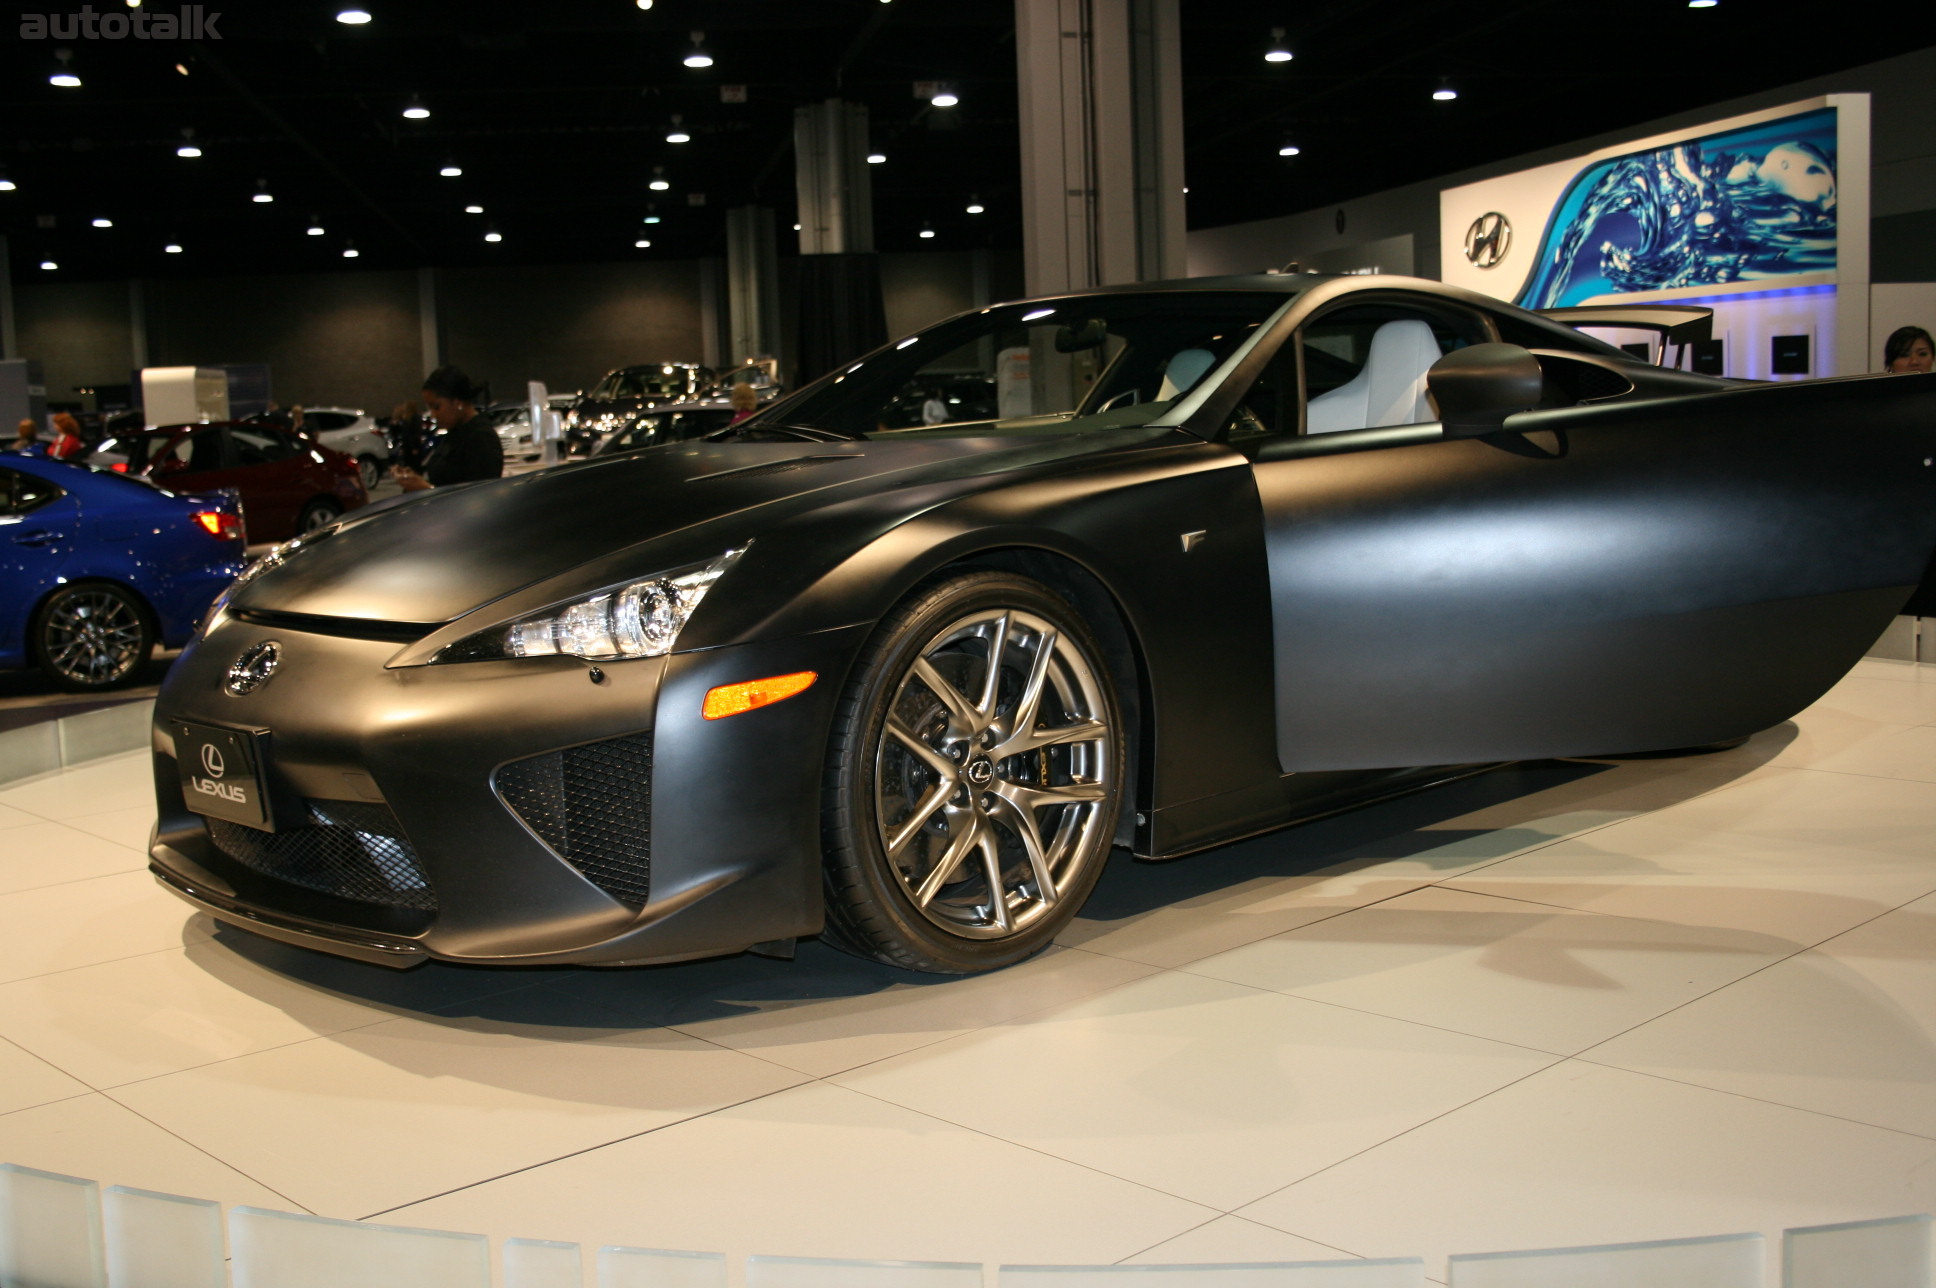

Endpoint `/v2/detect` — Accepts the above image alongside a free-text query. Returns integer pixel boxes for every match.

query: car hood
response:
[233,432,1134,624]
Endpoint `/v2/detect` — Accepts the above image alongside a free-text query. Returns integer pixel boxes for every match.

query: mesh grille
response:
[1577,363,1636,401]
[207,800,436,911]
[497,734,652,906]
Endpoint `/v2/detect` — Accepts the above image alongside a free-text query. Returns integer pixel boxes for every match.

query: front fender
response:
[684,439,1287,820]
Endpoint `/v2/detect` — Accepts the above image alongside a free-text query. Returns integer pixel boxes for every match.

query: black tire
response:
[356,454,382,491]
[822,571,1125,973]
[297,498,341,534]
[32,582,155,692]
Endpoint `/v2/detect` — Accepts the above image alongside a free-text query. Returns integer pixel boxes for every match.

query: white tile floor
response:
[2,659,1935,1284]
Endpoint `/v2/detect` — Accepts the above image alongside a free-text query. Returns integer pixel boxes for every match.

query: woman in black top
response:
[393,366,502,491]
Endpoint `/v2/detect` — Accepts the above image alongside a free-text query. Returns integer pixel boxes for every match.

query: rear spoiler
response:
[1536,305,1714,367]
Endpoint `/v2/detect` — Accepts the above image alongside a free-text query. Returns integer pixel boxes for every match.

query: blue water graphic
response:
[1515,108,1838,309]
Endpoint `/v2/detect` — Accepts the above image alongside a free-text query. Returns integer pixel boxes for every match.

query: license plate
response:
[176,721,275,831]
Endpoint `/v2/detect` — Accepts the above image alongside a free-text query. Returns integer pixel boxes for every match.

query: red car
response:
[87,421,367,541]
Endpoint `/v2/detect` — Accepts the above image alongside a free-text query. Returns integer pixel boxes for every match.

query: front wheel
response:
[33,583,154,691]
[822,571,1125,973]
[356,454,383,490]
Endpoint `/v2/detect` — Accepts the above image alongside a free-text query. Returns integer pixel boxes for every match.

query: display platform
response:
[1,659,1933,1282]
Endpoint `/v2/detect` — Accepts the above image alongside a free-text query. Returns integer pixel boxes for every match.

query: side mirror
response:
[1426,343,1544,438]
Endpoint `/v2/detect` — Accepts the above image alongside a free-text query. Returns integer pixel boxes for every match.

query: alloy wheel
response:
[872,606,1114,940]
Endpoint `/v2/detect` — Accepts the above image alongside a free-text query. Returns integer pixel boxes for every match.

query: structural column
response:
[0,237,16,360]
[129,280,149,370]
[725,207,781,368]
[416,268,444,375]
[1014,0,1185,295]
[794,99,874,255]
[792,98,888,383]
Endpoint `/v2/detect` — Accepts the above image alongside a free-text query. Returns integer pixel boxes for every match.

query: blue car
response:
[2,450,247,690]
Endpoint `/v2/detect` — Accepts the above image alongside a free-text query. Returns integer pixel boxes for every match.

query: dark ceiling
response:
[0,0,1922,282]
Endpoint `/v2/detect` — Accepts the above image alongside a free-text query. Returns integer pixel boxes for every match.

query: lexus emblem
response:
[200,743,226,778]
[1464,212,1512,269]
[225,641,281,696]
[965,757,995,787]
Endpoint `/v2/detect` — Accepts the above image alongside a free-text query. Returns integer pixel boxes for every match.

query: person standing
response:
[727,382,760,425]
[1884,326,1934,373]
[48,413,85,461]
[392,366,501,491]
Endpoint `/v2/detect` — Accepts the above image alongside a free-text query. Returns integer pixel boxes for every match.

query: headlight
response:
[432,546,746,664]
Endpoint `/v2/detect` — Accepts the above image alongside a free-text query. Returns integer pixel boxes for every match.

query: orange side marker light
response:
[702,670,817,720]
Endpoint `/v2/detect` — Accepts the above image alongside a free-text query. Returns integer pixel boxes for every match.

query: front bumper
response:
[150,614,865,967]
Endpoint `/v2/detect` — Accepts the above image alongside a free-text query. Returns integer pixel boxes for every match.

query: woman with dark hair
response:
[1884,325,1934,373]
[392,365,502,491]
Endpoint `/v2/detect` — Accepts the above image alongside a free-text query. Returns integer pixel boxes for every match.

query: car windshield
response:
[589,367,707,402]
[762,292,1291,439]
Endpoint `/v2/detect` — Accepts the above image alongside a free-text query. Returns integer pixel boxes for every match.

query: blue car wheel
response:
[33,582,155,691]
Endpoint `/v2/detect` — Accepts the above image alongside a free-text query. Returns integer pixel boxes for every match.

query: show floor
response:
[3,660,1936,1283]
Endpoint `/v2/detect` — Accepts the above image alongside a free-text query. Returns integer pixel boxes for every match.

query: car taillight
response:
[111,462,127,472]
[192,510,244,541]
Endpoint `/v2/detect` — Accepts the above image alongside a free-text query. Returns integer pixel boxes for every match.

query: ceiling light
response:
[1278,141,1301,157]
[636,0,653,7]
[930,88,959,107]
[164,243,183,254]
[39,261,57,271]
[792,223,802,231]
[0,170,16,192]
[649,166,670,192]
[336,8,372,24]
[174,62,189,75]
[643,214,662,224]
[252,179,274,203]
[91,217,112,228]
[1433,79,1458,101]
[634,238,652,248]
[684,31,713,68]
[342,242,359,258]
[402,95,430,120]
[49,50,81,88]
[306,221,325,235]
[176,127,201,158]
[919,223,935,239]
[867,152,886,165]
[666,114,690,144]
[965,197,985,214]
[1688,0,1717,6]
[439,159,462,177]
[1264,28,1292,63]
[485,228,503,243]
[464,204,483,214]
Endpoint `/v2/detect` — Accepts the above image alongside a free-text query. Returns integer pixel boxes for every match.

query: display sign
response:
[1517,107,1838,308]
[1442,95,1871,377]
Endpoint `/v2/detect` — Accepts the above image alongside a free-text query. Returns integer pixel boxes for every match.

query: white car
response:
[300,407,390,489]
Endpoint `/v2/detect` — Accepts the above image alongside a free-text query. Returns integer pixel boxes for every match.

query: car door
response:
[0,467,74,653]
[226,425,316,538]
[1236,292,1936,771]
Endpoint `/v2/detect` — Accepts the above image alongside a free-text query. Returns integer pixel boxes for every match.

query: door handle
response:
[11,530,63,547]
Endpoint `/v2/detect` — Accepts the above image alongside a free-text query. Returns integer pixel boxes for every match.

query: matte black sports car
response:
[147,274,1936,975]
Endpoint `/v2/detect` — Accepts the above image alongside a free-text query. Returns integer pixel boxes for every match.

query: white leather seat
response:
[1157,347,1217,401]
[1305,319,1442,433]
